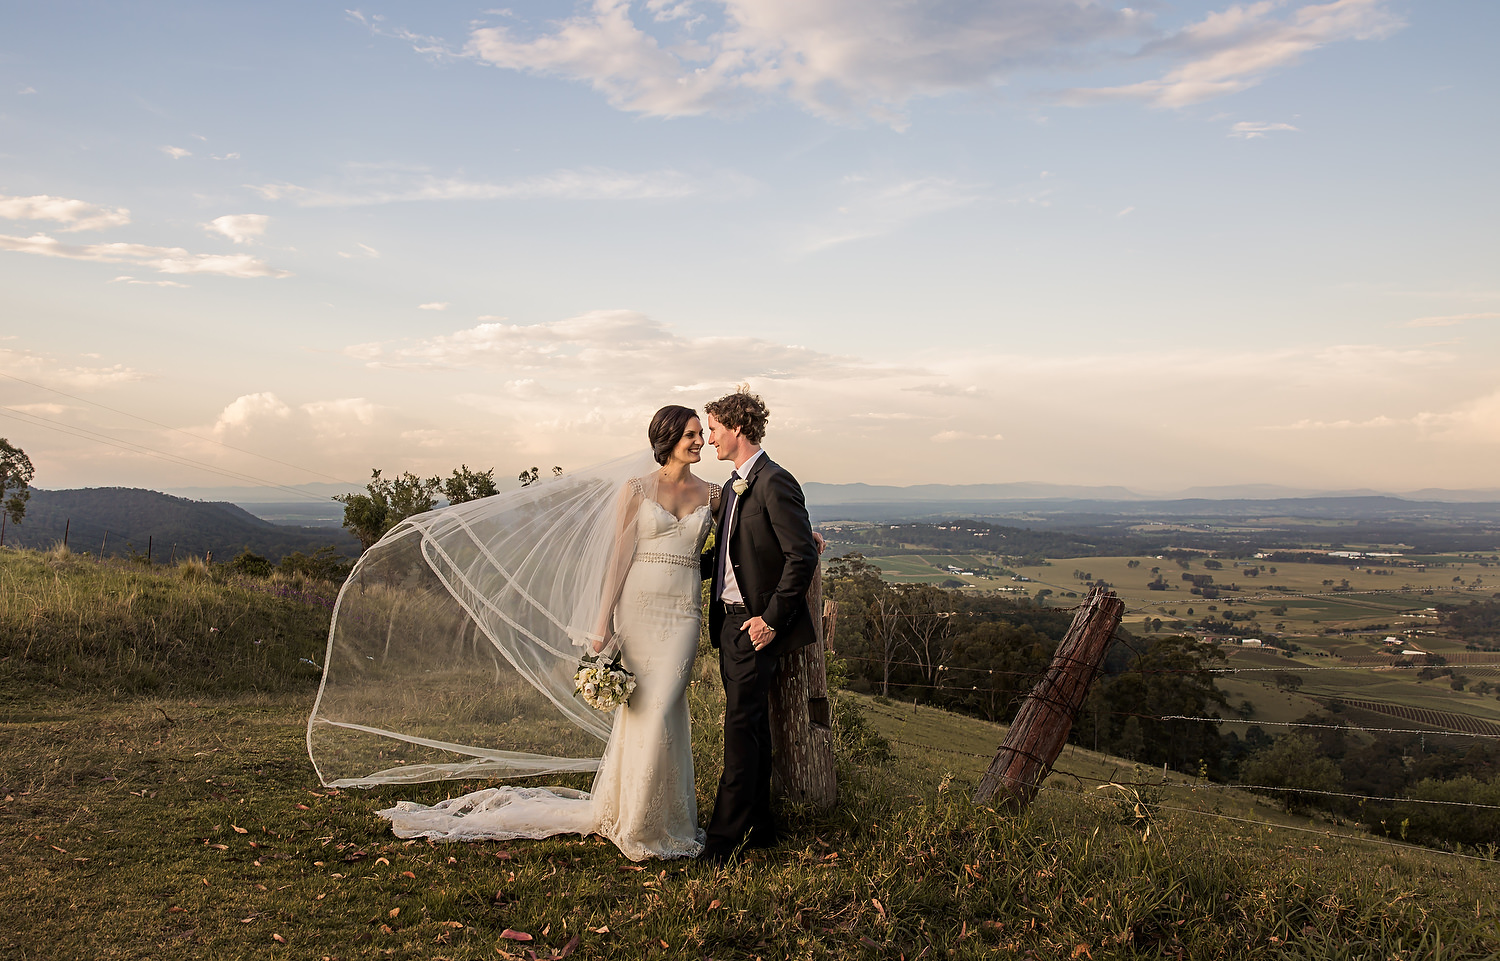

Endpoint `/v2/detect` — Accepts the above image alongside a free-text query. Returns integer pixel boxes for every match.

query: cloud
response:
[0,232,291,278]
[19,85,36,94]
[250,165,718,207]
[1065,0,1404,108]
[932,430,1004,443]
[205,214,269,244]
[418,302,450,311]
[0,194,131,231]
[347,310,866,380]
[0,346,146,388]
[1266,389,1500,443]
[1402,312,1500,328]
[301,398,379,435]
[801,175,982,252]
[110,275,190,288]
[213,392,292,434]
[372,1,1396,125]
[378,0,1149,126]
[7,402,76,416]
[161,146,192,160]
[1229,121,1298,138]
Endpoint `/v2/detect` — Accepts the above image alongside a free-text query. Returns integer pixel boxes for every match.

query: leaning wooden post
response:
[768,564,837,808]
[973,586,1124,810]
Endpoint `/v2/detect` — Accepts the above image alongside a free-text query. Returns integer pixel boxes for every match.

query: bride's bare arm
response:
[591,478,643,653]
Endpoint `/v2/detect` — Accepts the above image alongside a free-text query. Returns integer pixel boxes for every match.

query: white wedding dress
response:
[377,487,711,861]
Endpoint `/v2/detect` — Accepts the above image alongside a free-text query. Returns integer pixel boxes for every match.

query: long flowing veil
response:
[306,450,662,788]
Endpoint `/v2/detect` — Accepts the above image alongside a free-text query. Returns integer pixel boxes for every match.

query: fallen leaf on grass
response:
[240,916,259,924]
[232,825,248,834]
[295,803,310,810]
[588,926,609,934]
[617,865,644,872]
[375,857,391,866]
[272,934,287,944]
[859,936,880,948]
[708,900,721,910]
[381,924,395,935]
[50,845,68,854]
[440,921,464,928]
[168,906,185,914]
[499,929,532,941]
[872,898,887,920]
[389,908,400,918]
[401,870,416,879]
[557,933,582,957]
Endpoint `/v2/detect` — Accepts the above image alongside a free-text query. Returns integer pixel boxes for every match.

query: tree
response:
[0,438,34,528]
[1240,732,1343,813]
[441,465,498,504]
[336,469,441,551]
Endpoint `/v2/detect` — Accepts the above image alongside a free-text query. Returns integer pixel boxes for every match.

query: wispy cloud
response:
[1229,121,1299,138]
[0,233,291,278]
[1402,311,1500,328]
[110,275,190,288]
[0,346,147,388]
[1266,389,1500,443]
[0,194,130,232]
[161,145,192,160]
[932,430,1004,443]
[418,302,450,311]
[204,214,269,244]
[369,1,1398,126]
[801,175,982,252]
[250,166,723,207]
[368,0,1149,127]
[1063,0,1403,108]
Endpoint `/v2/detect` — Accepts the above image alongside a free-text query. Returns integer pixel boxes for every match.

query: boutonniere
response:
[732,478,750,496]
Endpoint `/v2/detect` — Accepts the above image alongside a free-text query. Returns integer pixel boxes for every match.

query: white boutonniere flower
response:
[732,478,750,496]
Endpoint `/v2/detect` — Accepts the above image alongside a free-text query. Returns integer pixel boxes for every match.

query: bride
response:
[307,406,718,860]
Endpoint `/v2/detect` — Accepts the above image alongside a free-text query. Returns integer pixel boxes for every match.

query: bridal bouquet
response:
[574,651,637,711]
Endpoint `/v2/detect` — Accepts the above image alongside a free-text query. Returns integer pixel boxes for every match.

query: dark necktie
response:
[716,470,739,600]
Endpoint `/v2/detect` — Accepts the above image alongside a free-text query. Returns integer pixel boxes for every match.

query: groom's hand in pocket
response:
[746,616,776,650]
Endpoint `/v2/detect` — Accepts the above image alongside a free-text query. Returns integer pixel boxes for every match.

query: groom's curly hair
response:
[704,385,769,445]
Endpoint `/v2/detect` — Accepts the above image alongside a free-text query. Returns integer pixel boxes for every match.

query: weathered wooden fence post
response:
[973,586,1125,810]
[768,565,837,808]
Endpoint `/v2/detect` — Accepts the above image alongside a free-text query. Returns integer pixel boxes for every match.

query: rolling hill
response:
[4,487,358,562]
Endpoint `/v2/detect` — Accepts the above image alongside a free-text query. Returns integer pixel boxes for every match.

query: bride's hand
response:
[591,632,609,655]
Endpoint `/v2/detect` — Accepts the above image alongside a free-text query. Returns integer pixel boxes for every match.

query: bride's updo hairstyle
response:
[649,405,700,465]
[703,385,768,445]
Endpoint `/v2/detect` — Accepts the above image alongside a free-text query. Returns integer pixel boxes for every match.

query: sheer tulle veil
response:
[306,450,668,788]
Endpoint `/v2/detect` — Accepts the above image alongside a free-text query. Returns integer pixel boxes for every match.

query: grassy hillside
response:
[2,547,1498,959]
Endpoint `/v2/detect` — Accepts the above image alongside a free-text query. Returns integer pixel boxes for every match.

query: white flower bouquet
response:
[574,651,637,711]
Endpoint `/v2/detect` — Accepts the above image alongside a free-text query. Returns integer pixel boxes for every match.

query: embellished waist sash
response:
[635,552,698,570]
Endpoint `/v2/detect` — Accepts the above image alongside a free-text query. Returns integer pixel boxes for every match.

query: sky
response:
[1,0,1497,498]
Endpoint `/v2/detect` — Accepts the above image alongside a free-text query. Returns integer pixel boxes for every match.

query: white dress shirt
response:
[719,448,764,606]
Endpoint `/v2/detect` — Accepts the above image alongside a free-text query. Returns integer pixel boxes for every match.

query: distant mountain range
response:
[5,488,358,562]
[803,481,1500,505]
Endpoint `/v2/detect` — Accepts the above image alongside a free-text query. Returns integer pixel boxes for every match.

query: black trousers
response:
[705,610,779,850]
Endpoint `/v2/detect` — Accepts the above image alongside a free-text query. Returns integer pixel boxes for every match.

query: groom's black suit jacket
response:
[702,453,820,656]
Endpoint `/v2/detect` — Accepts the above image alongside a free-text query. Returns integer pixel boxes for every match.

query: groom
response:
[699,387,820,865]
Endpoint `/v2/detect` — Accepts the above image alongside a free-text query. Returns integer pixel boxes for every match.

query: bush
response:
[229,548,274,578]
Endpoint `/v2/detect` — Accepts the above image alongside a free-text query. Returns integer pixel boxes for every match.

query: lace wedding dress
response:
[376,482,712,861]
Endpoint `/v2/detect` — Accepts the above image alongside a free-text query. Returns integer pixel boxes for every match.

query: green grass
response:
[4,547,1500,959]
